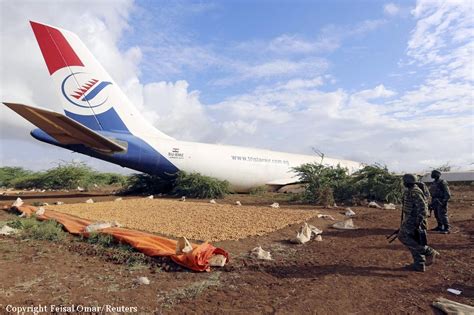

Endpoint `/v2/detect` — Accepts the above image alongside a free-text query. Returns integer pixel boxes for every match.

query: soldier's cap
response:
[431,170,442,176]
[402,173,417,184]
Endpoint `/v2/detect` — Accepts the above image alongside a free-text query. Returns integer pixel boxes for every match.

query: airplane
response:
[3,21,362,192]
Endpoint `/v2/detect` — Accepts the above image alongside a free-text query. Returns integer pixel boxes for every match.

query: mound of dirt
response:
[49,199,319,241]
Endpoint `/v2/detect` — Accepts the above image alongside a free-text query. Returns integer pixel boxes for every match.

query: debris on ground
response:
[432,297,474,314]
[317,214,335,220]
[383,203,396,210]
[77,186,85,192]
[368,201,382,209]
[114,198,122,202]
[209,199,217,204]
[270,202,280,208]
[12,197,23,208]
[250,246,272,260]
[135,276,150,285]
[85,199,94,204]
[209,254,227,267]
[180,196,186,202]
[344,208,356,217]
[41,202,49,206]
[315,235,323,241]
[0,225,19,236]
[175,237,193,255]
[146,195,154,199]
[447,288,462,295]
[85,221,122,232]
[36,207,45,216]
[291,222,323,244]
[332,218,358,230]
[54,201,64,205]
[235,201,242,206]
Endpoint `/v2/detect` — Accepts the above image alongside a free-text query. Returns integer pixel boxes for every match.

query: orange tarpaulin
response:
[4,205,228,272]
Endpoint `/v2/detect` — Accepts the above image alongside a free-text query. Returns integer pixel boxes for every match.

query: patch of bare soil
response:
[0,186,472,314]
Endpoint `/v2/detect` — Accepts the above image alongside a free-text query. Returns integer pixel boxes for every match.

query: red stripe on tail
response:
[30,21,83,75]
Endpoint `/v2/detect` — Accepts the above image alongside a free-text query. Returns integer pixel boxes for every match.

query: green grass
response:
[249,185,268,195]
[159,272,222,309]
[86,232,115,247]
[6,217,66,241]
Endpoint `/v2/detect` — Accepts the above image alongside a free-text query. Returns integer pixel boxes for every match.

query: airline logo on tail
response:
[61,72,112,108]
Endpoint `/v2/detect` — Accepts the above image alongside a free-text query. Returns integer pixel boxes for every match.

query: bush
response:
[11,163,92,189]
[7,162,127,190]
[293,163,352,205]
[123,173,174,195]
[0,167,33,187]
[351,165,402,203]
[89,173,127,186]
[293,162,402,205]
[172,171,230,199]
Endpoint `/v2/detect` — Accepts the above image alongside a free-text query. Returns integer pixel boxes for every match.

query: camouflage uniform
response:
[398,185,435,268]
[416,182,431,201]
[429,179,451,230]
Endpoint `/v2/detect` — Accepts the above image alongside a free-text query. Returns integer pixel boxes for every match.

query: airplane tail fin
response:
[30,21,172,139]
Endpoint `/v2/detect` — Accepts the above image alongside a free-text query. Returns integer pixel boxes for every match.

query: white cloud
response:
[141,80,213,141]
[407,0,472,67]
[268,34,316,54]
[351,84,396,100]
[384,3,400,16]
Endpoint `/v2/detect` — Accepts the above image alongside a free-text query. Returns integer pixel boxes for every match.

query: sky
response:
[0,0,472,174]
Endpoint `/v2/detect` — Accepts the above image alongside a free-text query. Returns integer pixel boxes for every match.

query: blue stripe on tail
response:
[82,81,112,101]
[65,107,130,133]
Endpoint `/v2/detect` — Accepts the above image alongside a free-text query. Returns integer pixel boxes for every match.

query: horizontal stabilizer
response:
[3,102,126,153]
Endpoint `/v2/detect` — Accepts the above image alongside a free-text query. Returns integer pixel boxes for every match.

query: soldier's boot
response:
[430,224,442,231]
[404,263,425,272]
[426,250,440,266]
[413,264,426,272]
[440,221,451,234]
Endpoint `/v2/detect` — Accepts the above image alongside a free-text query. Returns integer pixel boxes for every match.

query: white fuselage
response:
[143,135,362,192]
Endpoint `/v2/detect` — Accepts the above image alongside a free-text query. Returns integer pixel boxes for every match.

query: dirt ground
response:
[0,186,472,314]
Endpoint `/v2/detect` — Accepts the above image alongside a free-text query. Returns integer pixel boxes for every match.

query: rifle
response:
[386,229,399,243]
[387,205,404,243]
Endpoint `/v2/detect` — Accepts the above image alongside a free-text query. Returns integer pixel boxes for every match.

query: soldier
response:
[429,170,451,233]
[416,176,431,201]
[398,174,439,272]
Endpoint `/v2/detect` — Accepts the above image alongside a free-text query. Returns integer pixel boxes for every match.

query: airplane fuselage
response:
[31,128,360,192]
